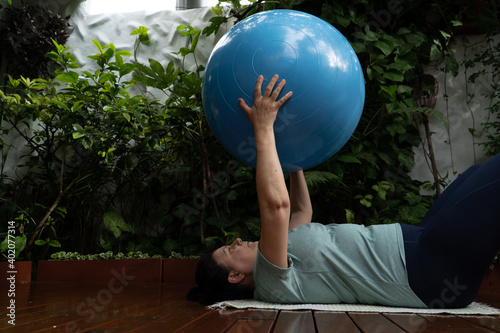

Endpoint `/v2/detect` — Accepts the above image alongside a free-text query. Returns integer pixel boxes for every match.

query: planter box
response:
[162,258,199,284]
[37,259,163,285]
[0,261,32,286]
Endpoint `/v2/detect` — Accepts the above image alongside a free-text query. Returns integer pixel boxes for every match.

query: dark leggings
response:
[401,152,500,308]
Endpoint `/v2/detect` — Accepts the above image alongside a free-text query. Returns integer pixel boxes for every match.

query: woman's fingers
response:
[263,74,279,98]
[277,91,293,106]
[271,78,289,101]
[243,74,292,118]
[238,98,251,114]
[254,75,265,99]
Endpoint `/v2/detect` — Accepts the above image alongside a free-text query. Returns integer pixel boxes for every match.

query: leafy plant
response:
[0,1,71,81]
[0,23,260,260]
[467,32,500,157]
[49,250,165,260]
[0,36,176,260]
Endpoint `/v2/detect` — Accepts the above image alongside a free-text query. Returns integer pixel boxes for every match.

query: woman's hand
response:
[238,74,293,132]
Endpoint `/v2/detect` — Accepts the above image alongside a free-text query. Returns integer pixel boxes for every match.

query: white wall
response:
[65,3,230,101]
[410,34,498,190]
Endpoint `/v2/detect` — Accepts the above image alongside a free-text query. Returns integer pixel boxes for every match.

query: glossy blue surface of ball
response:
[203,10,365,171]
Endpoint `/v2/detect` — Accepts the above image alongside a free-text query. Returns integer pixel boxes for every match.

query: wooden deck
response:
[1,278,500,333]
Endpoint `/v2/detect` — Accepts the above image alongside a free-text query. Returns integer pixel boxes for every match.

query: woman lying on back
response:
[187,75,500,308]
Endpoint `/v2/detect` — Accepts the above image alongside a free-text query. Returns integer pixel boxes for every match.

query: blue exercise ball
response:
[203,9,365,172]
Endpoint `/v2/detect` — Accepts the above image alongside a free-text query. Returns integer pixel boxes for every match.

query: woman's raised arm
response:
[238,75,293,269]
[289,170,312,230]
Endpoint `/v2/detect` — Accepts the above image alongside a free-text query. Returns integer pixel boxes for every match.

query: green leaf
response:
[0,234,27,259]
[35,239,47,246]
[92,39,103,52]
[383,70,404,82]
[116,50,132,57]
[99,232,113,251]
[49,240,62,247]
[149,59,165,76]
[375,40,394,57]
[405,32,427,46]
[131,26,149,36]
[119,63,136,77]
[72,100,84,112]
[444,56,459,76]
[430,44,442,61]
[122,112,131,122]
[103,211,133,238]
[336,155,361,164]
[8,75,20,88]
[52,99,71,112]
[98,72,116,83]
[360,199,371,207]
[102,46,115,62]
[304,171,339,187]
[245,218,261,237]
[162,239,179,253]
[55,72,79,83]
[345,209,355,223]
[72,124,85,139]
[397,27,412,35]
[191,31,200,51]
[439,30,451,39]
[46,51,61,62]
[135,62,158,78]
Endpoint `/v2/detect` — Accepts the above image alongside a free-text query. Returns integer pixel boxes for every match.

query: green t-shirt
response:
[253,223,427,308]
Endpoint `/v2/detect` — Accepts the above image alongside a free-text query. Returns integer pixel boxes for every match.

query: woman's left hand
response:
[238,74,292,133]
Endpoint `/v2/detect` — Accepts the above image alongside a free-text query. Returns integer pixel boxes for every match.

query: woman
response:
[187,75,500,308]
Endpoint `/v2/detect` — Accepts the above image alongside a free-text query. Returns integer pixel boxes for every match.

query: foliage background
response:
[0,0,498,261]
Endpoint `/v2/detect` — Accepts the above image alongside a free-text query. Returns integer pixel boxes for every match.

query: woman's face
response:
[212,238,259,276]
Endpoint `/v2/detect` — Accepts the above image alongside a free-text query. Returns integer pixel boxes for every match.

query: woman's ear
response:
[228,270,245,284]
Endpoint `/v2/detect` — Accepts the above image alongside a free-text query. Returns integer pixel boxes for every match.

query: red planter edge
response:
[35,258,200,285]
[0,261,32,286]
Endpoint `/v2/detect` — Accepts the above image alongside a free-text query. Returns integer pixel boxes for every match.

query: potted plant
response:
[37,251,164,285]
[37,250,199,285]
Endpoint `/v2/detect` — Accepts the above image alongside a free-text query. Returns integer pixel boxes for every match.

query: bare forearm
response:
[289,170,312,229]
[255,128,290,215]
[290,171,311,213]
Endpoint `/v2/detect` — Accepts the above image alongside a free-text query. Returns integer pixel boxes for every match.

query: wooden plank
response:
[173,309,245,333]
[6,291,162,333]
[273,311,315,333]
[348,312,405,333]
[460,315,500,333]
[2,282,177,332]
[385,313,453,332]
[421,314,497,332]
[76,284,208,333]
[476,296,500,310]
[315,311,361,333]
[5,277,500,333]
[87,298,210,333]
[225,310,278,333]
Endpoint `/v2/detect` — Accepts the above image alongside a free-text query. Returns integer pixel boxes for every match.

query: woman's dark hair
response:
[186,250,254,304]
